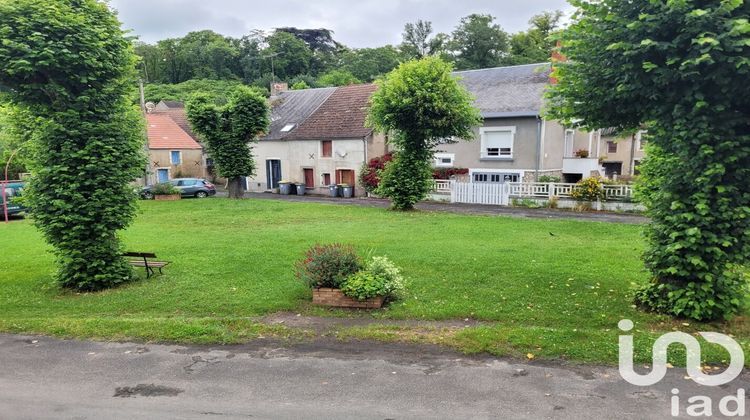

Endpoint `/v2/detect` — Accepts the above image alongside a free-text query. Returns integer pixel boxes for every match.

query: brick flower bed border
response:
[154,194,181,201]
[312,288,384,309]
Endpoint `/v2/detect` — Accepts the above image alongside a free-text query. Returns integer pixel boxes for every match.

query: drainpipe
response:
[534,117,541,181]
[629,132,637,176]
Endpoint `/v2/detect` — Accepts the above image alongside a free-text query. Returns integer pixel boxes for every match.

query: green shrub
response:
[152,183,180,195]
[538,175,561,183]
[295,244,361,289]
[341,256,405,301]
[365,256,405,298]
[571,177,605,202]
[340,271,388,301]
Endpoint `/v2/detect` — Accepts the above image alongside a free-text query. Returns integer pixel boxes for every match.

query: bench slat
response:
[124,252,157,258]
[128,261,169,267]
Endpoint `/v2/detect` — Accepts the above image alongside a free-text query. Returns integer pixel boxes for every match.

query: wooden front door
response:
[303,168,314,188]
[336,169,355,186]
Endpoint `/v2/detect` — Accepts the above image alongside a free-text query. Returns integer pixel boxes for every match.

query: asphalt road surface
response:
[1,333,746,419]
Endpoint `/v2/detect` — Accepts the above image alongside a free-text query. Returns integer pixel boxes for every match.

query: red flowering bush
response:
[359,153,393,193]
[295,244,361,288]
[432,167,469,179]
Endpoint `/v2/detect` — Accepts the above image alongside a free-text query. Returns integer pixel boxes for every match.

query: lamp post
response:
[2,146,25,223]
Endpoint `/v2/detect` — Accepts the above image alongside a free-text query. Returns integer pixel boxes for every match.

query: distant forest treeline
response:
[136,12,562,103]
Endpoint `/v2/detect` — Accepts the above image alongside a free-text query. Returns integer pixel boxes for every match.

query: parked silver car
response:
[141,178,216,199]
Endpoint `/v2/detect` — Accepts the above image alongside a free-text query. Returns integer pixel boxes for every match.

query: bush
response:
[359,153,393,193]
[341,256,405,301]
[295,244,361,288]
[152,183,180,195]
[571,177,605,202]
[340,271,388,301]
[538,175,561,183]
[432,167,469,179]
[376,152,435,210]
[574,149,590,158]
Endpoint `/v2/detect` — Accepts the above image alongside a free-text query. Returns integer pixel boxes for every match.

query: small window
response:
[323,173,331,185]
[321,140,332,158]
[607,141,618,154]
[170,150,182,165]
[433,153,455,167]
[281,124,295,132]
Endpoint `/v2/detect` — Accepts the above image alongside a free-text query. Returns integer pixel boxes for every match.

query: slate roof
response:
[453,63,551,118]
[285,84,377,140]
[262,87,336,140]
[146,114,202,150]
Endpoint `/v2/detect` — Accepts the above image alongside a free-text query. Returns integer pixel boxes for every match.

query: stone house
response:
[145,113,205,184]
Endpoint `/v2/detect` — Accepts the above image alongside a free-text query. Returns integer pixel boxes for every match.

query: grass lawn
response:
[1,198,747,365]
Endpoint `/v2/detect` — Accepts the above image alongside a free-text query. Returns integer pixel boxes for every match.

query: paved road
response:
[215,192,648,224]
[1,333,745,419]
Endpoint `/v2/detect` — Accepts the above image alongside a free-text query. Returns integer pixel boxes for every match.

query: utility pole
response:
[139,78,151,186]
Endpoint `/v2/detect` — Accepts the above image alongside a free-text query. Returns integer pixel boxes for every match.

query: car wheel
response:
[195,191,208,198]
[143,192,154,200]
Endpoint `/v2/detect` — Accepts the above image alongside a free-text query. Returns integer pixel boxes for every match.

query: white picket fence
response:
[441,181,633,206]
[450,181,510,206]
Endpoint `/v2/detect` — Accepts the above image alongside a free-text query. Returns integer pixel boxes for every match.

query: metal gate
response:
[450,181,509,206]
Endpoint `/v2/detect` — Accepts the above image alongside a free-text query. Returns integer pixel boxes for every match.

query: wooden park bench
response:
[124,252,170,278]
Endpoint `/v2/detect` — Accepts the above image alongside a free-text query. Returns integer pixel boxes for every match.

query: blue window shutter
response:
[171,151,181,164]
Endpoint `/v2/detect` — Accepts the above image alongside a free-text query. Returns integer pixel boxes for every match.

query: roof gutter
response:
[482,111,540,119]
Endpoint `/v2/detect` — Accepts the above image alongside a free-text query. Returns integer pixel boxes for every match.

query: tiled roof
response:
[262,87,336,140]
[146,114,202,150]
[454,63,551,117]
[151,106,198,139]
[285,84,377,140]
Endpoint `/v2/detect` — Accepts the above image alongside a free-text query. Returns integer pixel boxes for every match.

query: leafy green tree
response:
[449,14,509,70]
[341,46,404,82]
[0,103,36,179]
[506,11,563,65]
[179,30,239,80]
[142,79,259,104]
[400,20,448,59]
[368,57,481,210]
[317,70,360,87]
[0,0,146,291]
[266,31,313,80]
[546,0,750,320]
[187,87,270,198]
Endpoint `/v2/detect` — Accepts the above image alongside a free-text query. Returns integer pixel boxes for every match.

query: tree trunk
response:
[227,176,245,199]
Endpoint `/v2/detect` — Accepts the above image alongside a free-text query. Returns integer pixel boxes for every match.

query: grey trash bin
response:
[341,185,354,198]
[328,184,339,197]
[279,182,292,195]
[295,183,306,196]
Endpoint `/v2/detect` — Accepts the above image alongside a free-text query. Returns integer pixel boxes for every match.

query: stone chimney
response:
[270,82,289,96]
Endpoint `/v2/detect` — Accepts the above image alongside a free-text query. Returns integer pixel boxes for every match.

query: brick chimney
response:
[270,82,289,96]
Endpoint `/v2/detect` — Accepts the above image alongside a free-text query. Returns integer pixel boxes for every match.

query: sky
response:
[109,0,574,47]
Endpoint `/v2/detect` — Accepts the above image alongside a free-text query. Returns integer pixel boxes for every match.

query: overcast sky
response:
[109,0,574,47]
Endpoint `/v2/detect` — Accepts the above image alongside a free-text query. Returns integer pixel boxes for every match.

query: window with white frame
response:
[480,127,515,159]
[433,153,455,167]
[637,130,648,151]
[170,150,182,165]
[472,172,520,183]
[564,129,575,157]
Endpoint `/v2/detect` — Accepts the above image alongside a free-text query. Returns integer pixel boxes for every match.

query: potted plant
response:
[295,244,404,309]
[152,183,181,201]
[295,182,306,196]
[574,149,590,158]
[339,184,354,198]
[278,180,292,195]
